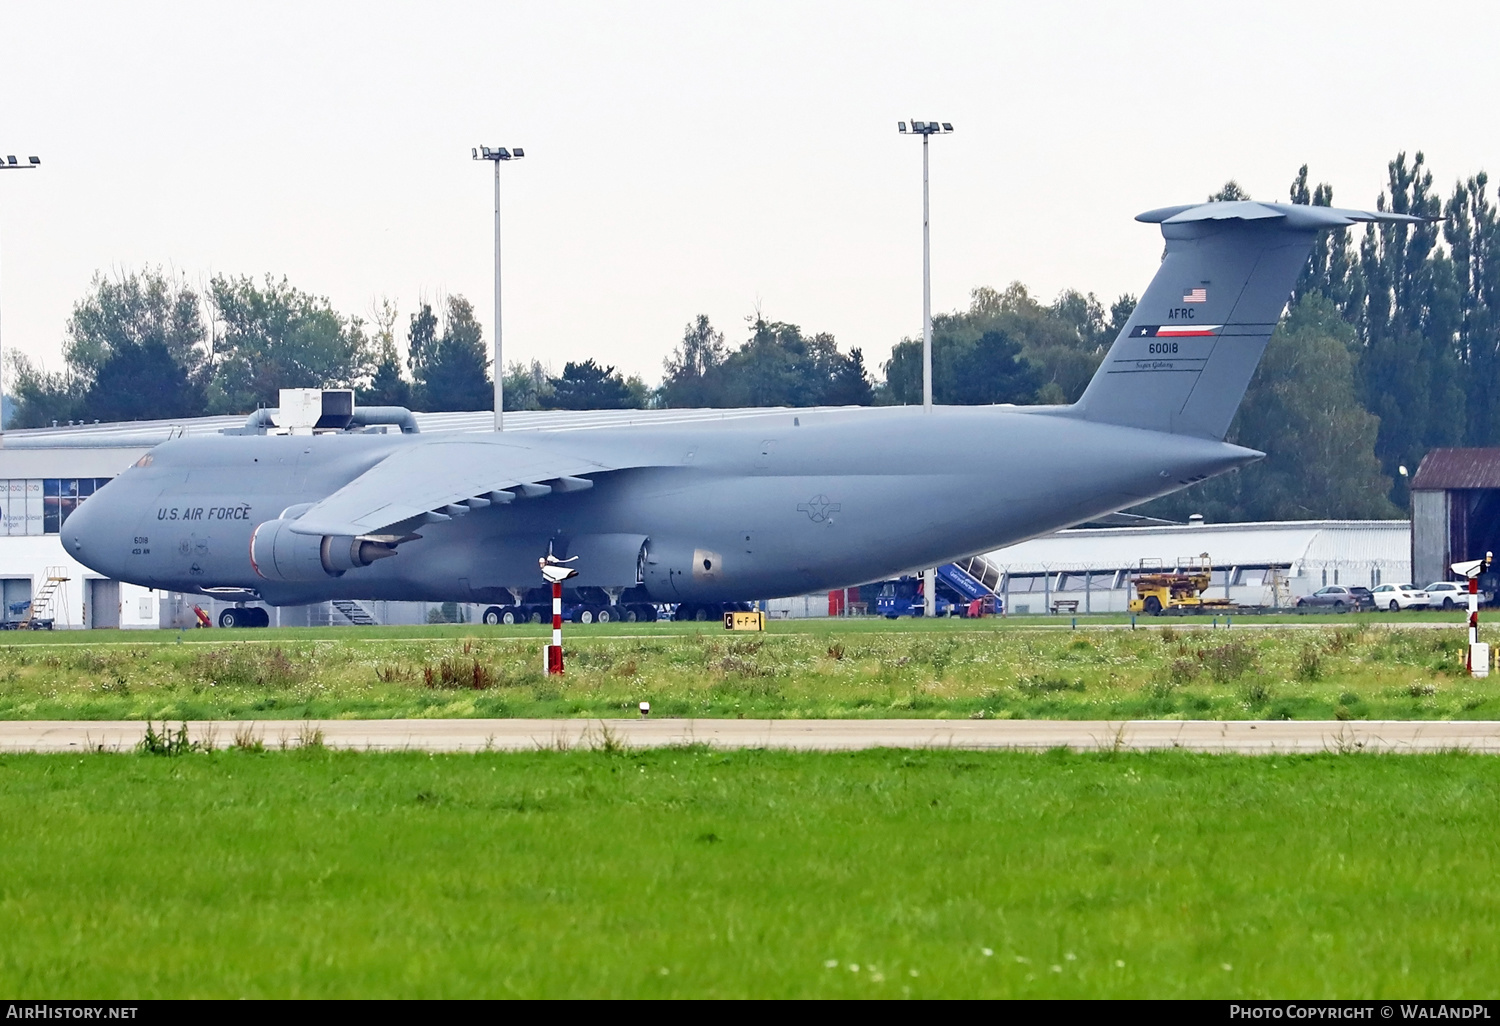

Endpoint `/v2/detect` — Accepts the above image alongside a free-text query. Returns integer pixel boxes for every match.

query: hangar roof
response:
[983,520,1411,574]
[1410,448,1500,490]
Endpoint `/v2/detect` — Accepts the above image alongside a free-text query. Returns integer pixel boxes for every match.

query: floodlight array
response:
[896,121,954,135]
[473,145,525,162]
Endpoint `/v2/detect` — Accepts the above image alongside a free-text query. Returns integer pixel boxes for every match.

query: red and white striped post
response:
[546,581,564,675]
[539,548,577,675]
[1456,552,1492,678]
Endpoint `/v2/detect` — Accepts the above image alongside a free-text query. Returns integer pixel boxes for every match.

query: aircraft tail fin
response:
[1068,201,1425,440]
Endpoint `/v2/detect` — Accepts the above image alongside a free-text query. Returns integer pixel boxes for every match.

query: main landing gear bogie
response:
[481,602,657,626]
[219,607,270,628]
[482,605,531,626]
[482,605,519,626]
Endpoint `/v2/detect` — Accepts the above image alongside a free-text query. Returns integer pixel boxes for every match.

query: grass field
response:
[1,746,1497,997]
[0,616,1495,721]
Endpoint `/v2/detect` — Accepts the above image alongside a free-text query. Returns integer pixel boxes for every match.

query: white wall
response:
[0,535,164,629]
[766,594,830,619]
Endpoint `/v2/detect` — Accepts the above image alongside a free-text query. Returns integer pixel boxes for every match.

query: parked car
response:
[1370,583,1430,611]
[1425,581,1471,610]
[1296,585,1374,612]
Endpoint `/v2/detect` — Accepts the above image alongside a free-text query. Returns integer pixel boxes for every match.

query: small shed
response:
[1409,449,1500,587]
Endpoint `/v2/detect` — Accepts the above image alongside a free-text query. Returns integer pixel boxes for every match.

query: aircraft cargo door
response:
[87,579,120,629]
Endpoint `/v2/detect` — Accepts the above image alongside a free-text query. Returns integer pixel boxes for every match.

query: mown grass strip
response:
[1,747,1496,997]
[0,621,1494,721]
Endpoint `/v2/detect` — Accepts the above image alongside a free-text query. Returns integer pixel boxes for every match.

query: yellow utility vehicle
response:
[1128,555,1236,616]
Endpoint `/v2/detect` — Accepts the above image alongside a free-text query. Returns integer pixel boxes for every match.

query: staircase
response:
[331,599,378,626]
[938,562,992,601]
[20,567,70,627]
[951,553,1003,594]
[945,555,1004,614]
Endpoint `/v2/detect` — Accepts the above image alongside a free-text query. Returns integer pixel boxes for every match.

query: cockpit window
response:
[134,453,154,468]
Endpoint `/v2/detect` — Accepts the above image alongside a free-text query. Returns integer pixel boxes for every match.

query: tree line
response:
[9,276,653,425]
[12,149,1496,523]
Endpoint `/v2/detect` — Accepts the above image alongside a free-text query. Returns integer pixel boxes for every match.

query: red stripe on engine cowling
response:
[249,523,265,579]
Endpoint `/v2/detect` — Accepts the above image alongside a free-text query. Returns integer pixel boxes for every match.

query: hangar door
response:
[1,578,31,624]
[87,579,120,629]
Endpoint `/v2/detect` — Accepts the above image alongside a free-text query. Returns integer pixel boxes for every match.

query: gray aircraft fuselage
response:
[63,198,1425,606]
[61,404,1251,606]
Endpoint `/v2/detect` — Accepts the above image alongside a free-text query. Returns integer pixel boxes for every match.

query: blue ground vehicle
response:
[875,564,1000,618]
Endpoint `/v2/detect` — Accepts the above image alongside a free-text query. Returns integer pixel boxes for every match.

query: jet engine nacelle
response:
[250,519,397,581]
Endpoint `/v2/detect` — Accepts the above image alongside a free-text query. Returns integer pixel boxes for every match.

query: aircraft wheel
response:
[1390,600,1401,612]
[251,608,270,628]
[219,608,239,629]
[623,607,639,623]
[638,604,658,622]
[596,606,616,624]
[483,606,503,626]
[529,610,544,624]
[1143,596,1163,615]
[501,608,517,626]
[692,606,709,622]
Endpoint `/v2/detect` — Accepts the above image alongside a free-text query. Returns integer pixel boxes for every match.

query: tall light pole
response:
[0,154,41,447]
[899,121,951,615]
[898,121,952,412]
[473,144,524,431]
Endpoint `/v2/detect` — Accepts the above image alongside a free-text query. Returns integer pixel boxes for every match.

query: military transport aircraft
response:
[62,200,1422,622]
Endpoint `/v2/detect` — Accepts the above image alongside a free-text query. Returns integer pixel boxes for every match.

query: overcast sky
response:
[1,1,1496,386]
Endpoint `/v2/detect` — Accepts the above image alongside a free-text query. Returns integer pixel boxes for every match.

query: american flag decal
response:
[1183,287,1208,303]
[1131,324,1220,338]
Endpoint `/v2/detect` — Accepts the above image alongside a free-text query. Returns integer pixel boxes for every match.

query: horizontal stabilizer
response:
[1135,200,1429,230]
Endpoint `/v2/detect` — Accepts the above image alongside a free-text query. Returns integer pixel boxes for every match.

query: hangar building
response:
[1409,449,1500,589]
[974,519,1412,615]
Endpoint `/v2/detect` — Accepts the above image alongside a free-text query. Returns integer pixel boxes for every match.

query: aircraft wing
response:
[286,438,625,537]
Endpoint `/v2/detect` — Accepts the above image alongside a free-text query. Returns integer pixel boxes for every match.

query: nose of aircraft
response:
[61,493,115,576]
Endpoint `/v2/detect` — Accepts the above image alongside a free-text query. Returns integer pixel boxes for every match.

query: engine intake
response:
[250,519,397,581]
